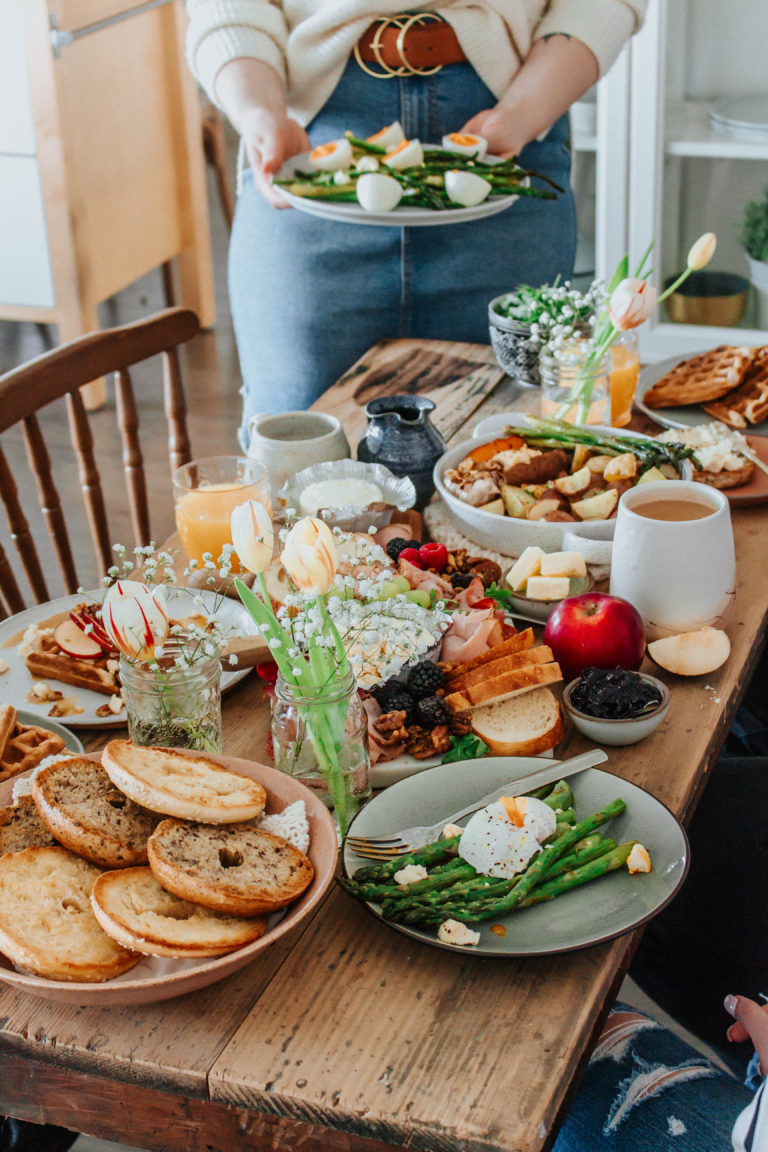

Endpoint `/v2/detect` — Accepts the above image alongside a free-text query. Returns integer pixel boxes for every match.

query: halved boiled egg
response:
[444,169,492,207]
[458,798,556,879]
[309,137,354,172]
[442,131,488,159]
[356,172,403,213]
[383,138,424,170]
[367,121,406,150]
[356,155,379,173]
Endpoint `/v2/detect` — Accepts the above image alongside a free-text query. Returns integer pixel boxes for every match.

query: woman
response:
[185,0,647,445]
[552,994,766,1151]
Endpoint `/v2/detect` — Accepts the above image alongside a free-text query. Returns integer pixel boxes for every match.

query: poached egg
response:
[458,796,556,879]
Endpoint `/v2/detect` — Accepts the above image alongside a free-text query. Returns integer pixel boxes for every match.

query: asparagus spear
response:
[349,835,461,885]
[518,842,636,907]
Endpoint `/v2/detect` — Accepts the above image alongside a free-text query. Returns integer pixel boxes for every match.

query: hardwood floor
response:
[0,135,241,605]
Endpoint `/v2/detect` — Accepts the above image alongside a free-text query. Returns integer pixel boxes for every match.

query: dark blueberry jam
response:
[570,667,662,720]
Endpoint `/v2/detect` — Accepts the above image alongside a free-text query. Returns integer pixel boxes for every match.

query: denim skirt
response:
[229,57,577,439]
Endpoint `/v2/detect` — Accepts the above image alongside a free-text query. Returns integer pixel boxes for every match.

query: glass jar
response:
[609,330,640,428]
[272,669,371,837]
[120,638,222,753]
[539,345,612,425]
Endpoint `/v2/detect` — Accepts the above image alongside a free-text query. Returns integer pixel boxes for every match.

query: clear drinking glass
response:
[173,456,270,571]
[609,330,640,428]
[271,669,371,838]
[539,346,611,425]
[120,638,222,752]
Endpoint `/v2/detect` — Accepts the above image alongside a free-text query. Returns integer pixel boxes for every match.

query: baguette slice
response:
[102,741,266,824]
[464,662,562,707]
[31,757,162,868]
[91,867,269,957]
[0,795,57,856]
[450,646,554,690]
[148,820,314,916]
[470,688,563,756]
[0,846,140,982]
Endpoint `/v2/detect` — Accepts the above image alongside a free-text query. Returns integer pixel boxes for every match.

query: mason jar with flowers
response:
[231,502,371,837]
[101,579,224,752]
[541,233,718,425]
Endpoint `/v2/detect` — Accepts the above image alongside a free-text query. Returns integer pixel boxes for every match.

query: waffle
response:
[24,631,119,696]
[643,345,757,409]
[702,347,768,428]
[0,705,66,781]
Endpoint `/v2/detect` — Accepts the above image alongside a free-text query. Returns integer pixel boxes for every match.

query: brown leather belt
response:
[354,13,466,78]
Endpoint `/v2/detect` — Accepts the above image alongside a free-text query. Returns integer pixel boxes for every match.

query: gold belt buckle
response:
[354,12,445,79]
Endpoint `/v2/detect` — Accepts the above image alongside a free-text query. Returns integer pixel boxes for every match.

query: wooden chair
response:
[0,308,200,619]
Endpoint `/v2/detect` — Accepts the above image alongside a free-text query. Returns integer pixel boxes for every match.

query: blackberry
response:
[407,661,445,699]
[381,688,416,722]
[385,537,421,563]
[414,695,451,729]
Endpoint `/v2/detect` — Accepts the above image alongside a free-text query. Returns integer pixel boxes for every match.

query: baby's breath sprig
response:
[493,278,605,350]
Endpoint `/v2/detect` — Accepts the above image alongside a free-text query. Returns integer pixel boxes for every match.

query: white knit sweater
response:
[186,0,647,125]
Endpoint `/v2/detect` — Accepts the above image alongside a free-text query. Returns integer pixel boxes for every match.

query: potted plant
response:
[488,279,602,386]
[740,187,768,327]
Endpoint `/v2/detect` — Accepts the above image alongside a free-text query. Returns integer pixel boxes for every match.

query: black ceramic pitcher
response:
[357,395,446,510]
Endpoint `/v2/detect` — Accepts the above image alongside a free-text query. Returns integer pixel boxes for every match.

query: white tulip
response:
[230,499,274,574]
[687,232,717,271]
[101,580,169,660]
[281,517,337,595]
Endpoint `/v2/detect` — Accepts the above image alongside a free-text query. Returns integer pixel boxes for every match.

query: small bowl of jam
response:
[562,667,670,746]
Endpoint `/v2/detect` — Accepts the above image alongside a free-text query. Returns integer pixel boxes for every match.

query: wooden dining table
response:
[0,336,765,1152]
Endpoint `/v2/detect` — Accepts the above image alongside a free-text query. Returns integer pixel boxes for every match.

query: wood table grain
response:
[0,338,764,1152]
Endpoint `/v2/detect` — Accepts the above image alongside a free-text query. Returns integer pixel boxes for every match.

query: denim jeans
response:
[229,59,577,445]
[552,1003,756,1152]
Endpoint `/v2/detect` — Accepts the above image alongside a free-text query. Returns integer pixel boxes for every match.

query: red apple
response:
[54,618,105,660]
[543,592,645,682]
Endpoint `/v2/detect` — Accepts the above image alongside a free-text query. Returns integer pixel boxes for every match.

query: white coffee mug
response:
[609,480,735,640]
[246,412,350,496]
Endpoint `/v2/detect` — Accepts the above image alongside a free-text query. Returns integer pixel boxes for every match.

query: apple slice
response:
[70,606,113,652]
[647,627,730,676]
[54,618,105,660]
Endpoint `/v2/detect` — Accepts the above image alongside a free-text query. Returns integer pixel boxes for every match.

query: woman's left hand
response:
[726,995,768,1071]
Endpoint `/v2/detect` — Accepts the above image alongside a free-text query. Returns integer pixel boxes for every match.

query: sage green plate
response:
[16,710,83,755]
[343,758,689,957]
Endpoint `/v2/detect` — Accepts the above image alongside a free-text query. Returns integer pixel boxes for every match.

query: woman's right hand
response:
[726,995,768,1071]
[214,58,310,208]
[239,107,310,208]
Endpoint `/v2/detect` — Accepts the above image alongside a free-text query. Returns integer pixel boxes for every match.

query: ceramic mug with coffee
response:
[246,412,351,498]
[609,480,735,640]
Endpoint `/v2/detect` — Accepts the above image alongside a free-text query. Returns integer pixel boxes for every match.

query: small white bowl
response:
[505,574,593,622]
[562,673,670,746]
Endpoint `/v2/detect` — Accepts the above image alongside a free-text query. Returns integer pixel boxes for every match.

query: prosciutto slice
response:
[441,607,498,664]
[362,695,405,764]
[398,558,455,599]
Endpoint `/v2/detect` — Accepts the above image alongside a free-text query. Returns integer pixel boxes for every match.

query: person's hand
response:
[725,995,768,1072]
[239,106,311,208]
[458,107,528,160]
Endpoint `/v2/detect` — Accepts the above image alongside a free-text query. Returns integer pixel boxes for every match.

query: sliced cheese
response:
[525,576,570,601]
[506,545,545,592]
[538,551,587,579]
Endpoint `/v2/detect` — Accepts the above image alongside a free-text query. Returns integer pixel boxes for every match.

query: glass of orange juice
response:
[609,331,640,427]
[173,457,270,572]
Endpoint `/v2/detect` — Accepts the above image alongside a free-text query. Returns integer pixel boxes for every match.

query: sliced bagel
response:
[0,846,140,982]
[0,795,58,856]
[31,757,162,868]
[101,741,266,824]
[91,867,269,957]
[147,820,314,916]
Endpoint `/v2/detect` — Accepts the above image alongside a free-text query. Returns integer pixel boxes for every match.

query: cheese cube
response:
[506,545,544,592]
[539,551,588,579]
[525,576,570,601]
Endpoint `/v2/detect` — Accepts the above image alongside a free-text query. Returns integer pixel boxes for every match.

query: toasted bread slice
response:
[449,646,554,691]
[147,820,314,916]
[0,796,57,855]
[470,688,563,756]
[24,631,119,696]
[31,757,162,868]
[91,867,269,957]
[443,629,534,687]
[693,461,755,489]
[0,846,140,981]
[464,662,563,707]
[102,741,266,824]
